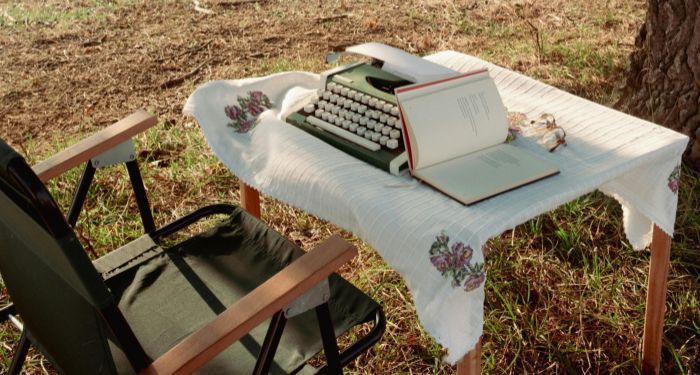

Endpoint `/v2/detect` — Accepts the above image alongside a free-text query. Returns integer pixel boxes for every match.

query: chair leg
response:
[253,311,287,375]
[65,160,155,234]
[336,309,386,366]
[8,329,30,375]
[316,303,342,375]
[125,160,156,233]
[66,161,96,227]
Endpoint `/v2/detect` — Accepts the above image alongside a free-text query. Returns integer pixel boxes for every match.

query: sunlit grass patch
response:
[0,3,112,28]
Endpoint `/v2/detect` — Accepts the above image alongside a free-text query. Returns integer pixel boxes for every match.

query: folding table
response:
[184,51,689,374]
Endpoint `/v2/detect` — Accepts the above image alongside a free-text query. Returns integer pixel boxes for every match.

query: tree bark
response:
[618,0,700,169]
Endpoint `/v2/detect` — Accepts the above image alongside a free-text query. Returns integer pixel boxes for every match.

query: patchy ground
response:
[3,1,699,374]
[1,0,642,150]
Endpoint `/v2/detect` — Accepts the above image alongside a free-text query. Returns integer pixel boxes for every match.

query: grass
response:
[0,2,113,28]
[1,0,699,373]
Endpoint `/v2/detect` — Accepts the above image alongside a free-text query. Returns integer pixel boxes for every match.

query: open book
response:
[395,69,559,205]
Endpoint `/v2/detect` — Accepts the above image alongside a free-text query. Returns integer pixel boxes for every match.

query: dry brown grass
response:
[2,0,698,374]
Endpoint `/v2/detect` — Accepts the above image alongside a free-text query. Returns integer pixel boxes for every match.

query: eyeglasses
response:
[509,112,567,152]
[530,113,566,152]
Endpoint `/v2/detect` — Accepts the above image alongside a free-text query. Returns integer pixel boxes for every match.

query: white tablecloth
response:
[184,51,688,363]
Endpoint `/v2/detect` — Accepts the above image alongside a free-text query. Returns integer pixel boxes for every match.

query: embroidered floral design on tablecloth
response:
[429,231,486,292]
[667,164,681,194]
[224,91,273,133]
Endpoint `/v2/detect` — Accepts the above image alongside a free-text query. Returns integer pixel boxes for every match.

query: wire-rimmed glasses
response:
[530,113,566,152]
[508,112,567,152]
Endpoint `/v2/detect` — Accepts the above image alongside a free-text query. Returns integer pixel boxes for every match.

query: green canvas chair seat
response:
[0,115,384,375]
[98,209,378,374]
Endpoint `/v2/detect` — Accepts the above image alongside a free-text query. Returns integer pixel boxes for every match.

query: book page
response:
[396,70,508,170]
[413,144,559,205]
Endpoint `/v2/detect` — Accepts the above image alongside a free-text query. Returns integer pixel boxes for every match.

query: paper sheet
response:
[346,42,457,83]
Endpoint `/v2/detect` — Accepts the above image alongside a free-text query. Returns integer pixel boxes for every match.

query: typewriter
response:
[285,62,414,175]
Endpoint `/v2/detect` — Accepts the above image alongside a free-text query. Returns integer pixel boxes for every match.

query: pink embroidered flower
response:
[246,101,266,117]
[251,90,265,102]
[430,254,451,273]
[451,242,473,268]
[668,180,679,193]
[464,272,486,292]
[250,91,272,107]
[225,104,244,120]
[428,231,484,293]
[234,119,256,133]
[224,91,273,134]
[668,165,681,194]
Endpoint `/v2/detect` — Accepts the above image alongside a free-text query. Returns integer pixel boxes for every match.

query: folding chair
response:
[0,110,385,374]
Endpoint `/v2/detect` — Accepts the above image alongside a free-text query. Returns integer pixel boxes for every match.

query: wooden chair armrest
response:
[140,234,357,375]
[32,110,157,182]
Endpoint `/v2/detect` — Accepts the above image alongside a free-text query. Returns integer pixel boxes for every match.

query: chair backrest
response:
[0,139,120,374]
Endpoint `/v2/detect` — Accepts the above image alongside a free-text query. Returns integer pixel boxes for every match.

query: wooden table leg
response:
[456,339,481,375]
[641,225,672,374]
[240,182,261,218]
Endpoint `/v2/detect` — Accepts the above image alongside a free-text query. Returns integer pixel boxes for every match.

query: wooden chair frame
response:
[2,110,385,374]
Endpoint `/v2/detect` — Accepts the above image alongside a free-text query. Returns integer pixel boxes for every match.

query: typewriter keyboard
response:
[300,81,403,152]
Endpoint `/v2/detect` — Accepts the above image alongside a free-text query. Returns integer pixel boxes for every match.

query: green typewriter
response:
[285,62,413,175]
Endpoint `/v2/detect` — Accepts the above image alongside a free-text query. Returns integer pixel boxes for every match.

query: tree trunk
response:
[618,0,700,169]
